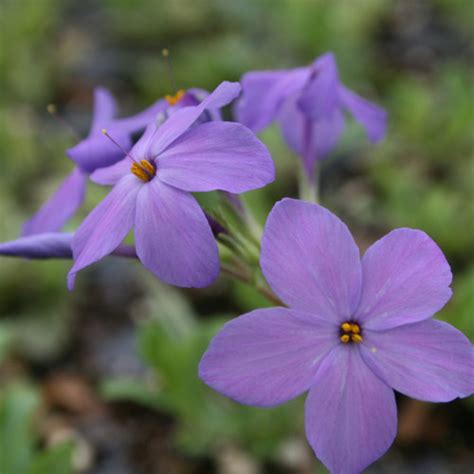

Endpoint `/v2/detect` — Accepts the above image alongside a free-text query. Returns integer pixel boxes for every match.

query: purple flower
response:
[67,82,275,289]
[236,52,387,177]
[22,87,167,237]
[199,198,473,474]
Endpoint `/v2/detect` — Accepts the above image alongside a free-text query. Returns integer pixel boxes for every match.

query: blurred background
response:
[0,0,473,472]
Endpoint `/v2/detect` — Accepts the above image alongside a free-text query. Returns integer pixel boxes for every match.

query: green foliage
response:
[101,280,303,460]
[27,442,74,474]
[0,384,38,474]
[0,384,73,474]
[138,317,304,459]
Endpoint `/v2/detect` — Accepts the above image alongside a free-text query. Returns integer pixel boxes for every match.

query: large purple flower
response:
[199,198,473,473]
[67,82,275,289]
[22,87,167,236]
[236,52,387,177]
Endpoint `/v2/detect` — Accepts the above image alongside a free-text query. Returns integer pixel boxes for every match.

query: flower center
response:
[339,321,363,344]
[131,160,156,182]
[165,89,186,106]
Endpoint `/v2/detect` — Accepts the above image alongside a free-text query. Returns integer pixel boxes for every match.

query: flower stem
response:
[298,161,319,203]
[221,264,283,306]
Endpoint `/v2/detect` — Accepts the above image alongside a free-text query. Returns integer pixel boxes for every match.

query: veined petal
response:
[157,121,274,193]
[297,52,340,121]
[305,345,397,474]
[360,319,474,402]
[68,175,141,289]
[0,232,73,259]
[90,87,118,134]
[236,68,309,132]
[22,168,86,236]
[356,229,452,330]
[135,178,219,287]
[148,81,241,157]
[340,85,387,142]
[67,128,132,173]
[261,199,362,323]
[199,307,338,407]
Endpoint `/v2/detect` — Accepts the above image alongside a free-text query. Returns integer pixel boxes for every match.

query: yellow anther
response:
[350,323,361,334]
[165,89,186,106]
[140,160,156,177]
[131,160,156,182]
[351,333,363,344]
[340,334,350,344]
[341,322,352,333]
[162,48,169,57]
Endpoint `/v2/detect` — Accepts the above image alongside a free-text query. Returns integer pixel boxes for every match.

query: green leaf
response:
[0,384,39,474]
[27,442,74,474]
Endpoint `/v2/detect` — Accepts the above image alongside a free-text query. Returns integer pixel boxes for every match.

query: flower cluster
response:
[200,198,473,473]
[1,52,472,473]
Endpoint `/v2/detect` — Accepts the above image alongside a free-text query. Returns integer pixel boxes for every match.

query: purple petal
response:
[360,319,474,402]
[156,122,274,193]
[0,232,73,259]
[199,307,338,407]
[340,85,387,142]
[305,345,397,474]
[129,121,158,160]
[278,96,345,176]
[135,178,219,287]
[91,157,131,186]
[277,94,305,157]
[90,87,118,134]
[0,233,136,260]
[236,68,309,132]
[148,81,241,157]
[297,52,340,121]
[68,175,141,289]
[67,128,132,173]
[308,110,346,161]
[187,88,222,120]
[22,168,86,236]
[113,98,168,131]
[356,229,452,330]
[261,199,362,323]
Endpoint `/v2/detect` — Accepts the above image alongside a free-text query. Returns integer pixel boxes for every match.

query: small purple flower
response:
[199,198,473,474]
[22,87,167,237]
[236,52,387,177]
[67,82,275,289]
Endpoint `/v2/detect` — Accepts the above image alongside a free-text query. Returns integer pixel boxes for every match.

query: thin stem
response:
[47,104,81,141]
[102,129,138,164]
[221,264,283,306]
[162,48,177,92]
[298,159,319,203]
